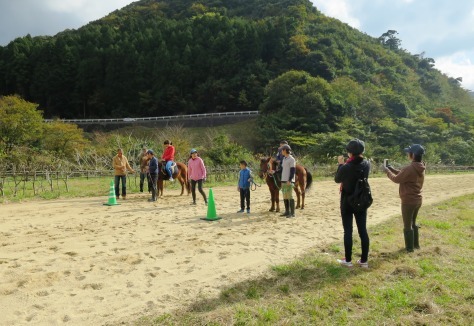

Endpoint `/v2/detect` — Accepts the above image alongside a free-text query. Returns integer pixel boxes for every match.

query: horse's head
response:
[259,157,272,178]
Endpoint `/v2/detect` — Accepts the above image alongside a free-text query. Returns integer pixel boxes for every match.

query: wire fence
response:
[0,164,473,199]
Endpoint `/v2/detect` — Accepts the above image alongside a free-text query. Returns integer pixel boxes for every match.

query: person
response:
[383,144,426,252]
[161,140,175,182]
[334,139,370,268]
[269,140,288,182]
[280,144,296,217]
[187,148,207,205]
[146,150,158,202]
[138,147,150,193]
[112,148,135,200]
[237,160,252,214]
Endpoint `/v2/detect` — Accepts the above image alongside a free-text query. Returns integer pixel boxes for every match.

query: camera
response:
[383,159,389,168]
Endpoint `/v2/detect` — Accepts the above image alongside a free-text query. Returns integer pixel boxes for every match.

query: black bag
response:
[347,170,373,212]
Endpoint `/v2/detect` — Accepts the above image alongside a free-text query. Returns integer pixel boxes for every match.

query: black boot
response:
[288,199,295,218]
[413,225,420,249]
[404,230,414,252]
[280,200,290,216]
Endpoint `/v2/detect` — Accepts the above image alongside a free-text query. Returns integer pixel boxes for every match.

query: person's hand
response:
[203,178,206,183]
[337,155,345,164]
[286,181,291,186]
[381,164,389,172]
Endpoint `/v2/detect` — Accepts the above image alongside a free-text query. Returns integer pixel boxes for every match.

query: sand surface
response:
[1,174,474,325]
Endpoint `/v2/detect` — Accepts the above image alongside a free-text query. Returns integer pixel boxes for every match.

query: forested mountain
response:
[1,0,473,163]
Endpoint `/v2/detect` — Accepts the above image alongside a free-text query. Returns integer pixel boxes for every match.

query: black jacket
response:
[335,157,370,196]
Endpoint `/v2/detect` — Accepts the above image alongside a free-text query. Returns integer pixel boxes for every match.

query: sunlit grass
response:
[134,194,474,325]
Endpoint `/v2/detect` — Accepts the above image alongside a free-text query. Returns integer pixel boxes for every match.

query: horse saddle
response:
[161,162,178,179]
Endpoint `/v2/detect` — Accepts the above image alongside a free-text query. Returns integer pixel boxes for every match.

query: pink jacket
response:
[188,157,206,181]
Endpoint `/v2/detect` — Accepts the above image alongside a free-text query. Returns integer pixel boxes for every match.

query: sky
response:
[0,0,473,91]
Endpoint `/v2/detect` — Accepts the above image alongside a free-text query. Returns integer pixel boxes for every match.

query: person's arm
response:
[335,155,346,183]
[200,158,207,180]
[124,157,134,172]
[386,166,411,184]
[388,166,400,174]
[187,159,192,178]
[113,157,121,170]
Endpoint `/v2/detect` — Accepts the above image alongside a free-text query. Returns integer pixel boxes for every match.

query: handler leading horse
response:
[157,161,190,197]
[259,157,313,212]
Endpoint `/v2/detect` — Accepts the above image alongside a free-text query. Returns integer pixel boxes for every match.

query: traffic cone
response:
[103,180,120,206]
[201,188,221,221]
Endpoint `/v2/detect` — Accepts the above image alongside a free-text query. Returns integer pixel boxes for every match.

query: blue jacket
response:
[148,156,158,174]
[238,167,252,189]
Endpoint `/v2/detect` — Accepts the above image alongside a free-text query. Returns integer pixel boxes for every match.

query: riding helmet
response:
[190,148,198,154]
[404,144,425,155]
[280,144,291,152]
[346,139,365,155]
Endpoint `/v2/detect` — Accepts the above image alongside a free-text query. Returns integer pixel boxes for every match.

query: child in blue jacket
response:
[237,160,252,214]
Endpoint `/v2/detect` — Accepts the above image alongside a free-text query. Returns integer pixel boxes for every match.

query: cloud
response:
[311,0,360,28]
[435,51,474,91]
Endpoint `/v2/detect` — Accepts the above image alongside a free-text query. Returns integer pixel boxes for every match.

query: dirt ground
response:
[1,174,474,325]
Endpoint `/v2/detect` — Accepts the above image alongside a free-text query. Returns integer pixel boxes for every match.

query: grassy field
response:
[133,194,474,326]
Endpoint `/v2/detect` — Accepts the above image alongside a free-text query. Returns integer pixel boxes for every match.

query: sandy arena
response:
[1,174,474,325]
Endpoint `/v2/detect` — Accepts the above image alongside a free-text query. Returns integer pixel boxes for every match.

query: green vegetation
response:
[133,194,474,325]
[0,0,473,169]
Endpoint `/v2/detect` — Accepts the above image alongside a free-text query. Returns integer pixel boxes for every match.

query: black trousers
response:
[401,203,421,231]
[191,179,207,203]
[240,188,250,210]
[340,195,370,263]
[139,172,151,192]
[114,175,126,197]
[149,173,157,199]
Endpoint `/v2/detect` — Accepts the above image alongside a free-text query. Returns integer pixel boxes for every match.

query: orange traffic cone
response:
[201,188,221,221]
[103,180,120,206]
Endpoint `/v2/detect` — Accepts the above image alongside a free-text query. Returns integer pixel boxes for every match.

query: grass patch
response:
[133,193,474,325]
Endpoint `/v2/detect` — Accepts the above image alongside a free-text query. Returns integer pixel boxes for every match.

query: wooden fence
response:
[1,165,473,198]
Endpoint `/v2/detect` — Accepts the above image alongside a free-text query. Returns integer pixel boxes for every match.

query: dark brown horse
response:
[157,161,190,197]
[259,157,313,212]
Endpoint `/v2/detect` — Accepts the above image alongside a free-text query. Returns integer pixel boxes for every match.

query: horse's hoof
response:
[275,209,280,213]
[300,207,304,210]
[269,208,275,212]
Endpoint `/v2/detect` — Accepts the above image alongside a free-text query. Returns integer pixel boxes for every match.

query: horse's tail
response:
[305,168,313,191]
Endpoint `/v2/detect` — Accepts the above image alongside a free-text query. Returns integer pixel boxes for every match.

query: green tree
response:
[42,121,89,159]
[0,95,43,154]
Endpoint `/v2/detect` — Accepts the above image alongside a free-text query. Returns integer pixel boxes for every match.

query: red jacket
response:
[162,146,175,161]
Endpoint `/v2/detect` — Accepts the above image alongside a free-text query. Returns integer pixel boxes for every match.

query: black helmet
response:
[346,139,365,155]
[280,144,291,152]
[404,144,425,155]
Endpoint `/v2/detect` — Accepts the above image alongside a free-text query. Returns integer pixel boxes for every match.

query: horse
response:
[157,161,190,197]
[259,157,313,212]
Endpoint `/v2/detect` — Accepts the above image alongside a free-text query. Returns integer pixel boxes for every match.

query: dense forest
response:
[0,0,473,165]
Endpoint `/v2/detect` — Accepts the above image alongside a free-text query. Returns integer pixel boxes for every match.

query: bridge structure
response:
[44,111,259,131]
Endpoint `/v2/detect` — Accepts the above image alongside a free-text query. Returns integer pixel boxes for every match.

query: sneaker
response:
[190,201,197,205]
[356,259,369,268]
[237,209,244,213]
[246,209,250,214]
[148,198,157,202]
[337,258,353,267]
[169,177,174,182]
[122,196,126,200]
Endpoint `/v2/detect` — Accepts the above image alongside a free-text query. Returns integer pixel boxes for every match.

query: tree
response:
[378,30,401,51]
[0,95,43,154]
[42,121,89,159]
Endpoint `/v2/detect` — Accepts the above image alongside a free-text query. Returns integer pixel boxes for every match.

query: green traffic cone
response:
[201,188,221,221]
[103,180,120,206]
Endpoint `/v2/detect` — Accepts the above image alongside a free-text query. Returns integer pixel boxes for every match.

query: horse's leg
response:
[294,185,301,209]
[158,179,163,197]
[275,188,280,212]
[300,178,306,209]
[269,186,275,211]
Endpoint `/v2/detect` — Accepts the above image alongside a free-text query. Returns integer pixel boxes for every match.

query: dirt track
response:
[1,174,474,325]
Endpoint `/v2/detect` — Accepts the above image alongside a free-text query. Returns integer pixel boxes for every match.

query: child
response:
[187,148,207,205]
[237,160,252,214]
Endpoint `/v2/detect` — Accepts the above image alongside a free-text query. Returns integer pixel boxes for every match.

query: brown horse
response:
[157,161,190,197]
[259,157,313,212]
